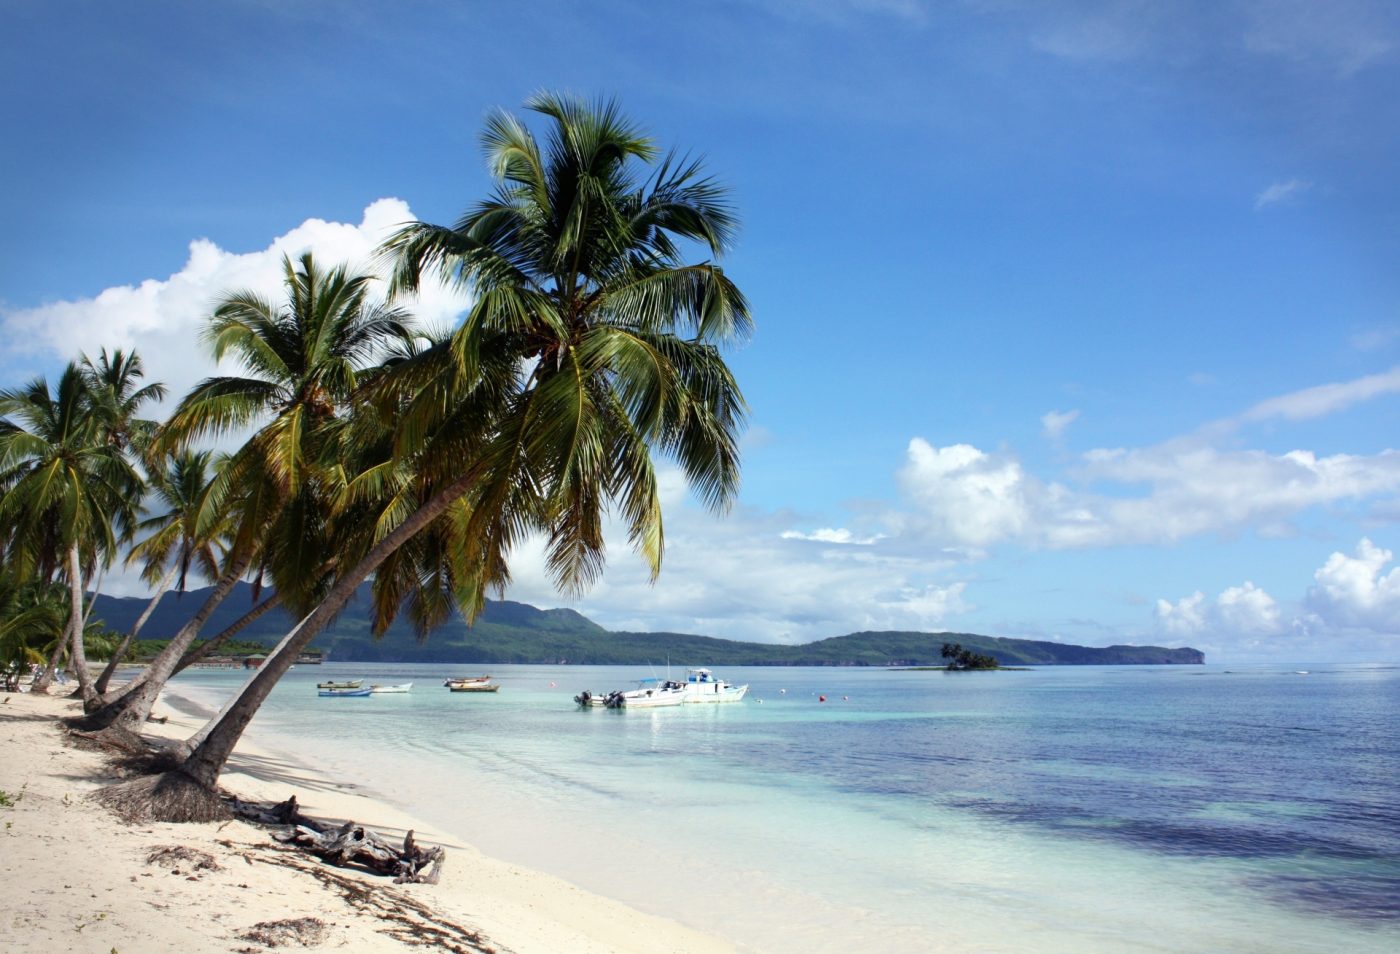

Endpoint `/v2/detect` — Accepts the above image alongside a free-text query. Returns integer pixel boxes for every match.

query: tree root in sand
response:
[92,769,232,823]
[225,840,496,953]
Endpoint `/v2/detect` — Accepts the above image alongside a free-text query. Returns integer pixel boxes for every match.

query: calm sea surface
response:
[168,662,1400,953]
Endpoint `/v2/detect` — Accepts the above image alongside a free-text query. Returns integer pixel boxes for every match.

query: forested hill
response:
[89,585,1204,666]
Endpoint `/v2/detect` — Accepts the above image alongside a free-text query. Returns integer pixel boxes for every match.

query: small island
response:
[940,642,1000,671]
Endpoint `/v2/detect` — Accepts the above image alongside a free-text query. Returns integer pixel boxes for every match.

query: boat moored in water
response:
[682,668,748,703]
[318,686,372,697]
[369,682,413,693]
[447,679,501,692]
[580,678,687,708]
[316,679,363,690]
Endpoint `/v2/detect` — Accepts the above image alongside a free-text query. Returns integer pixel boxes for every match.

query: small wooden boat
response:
[317,679,363,690]
[370,682,413,694]
[447,680,501,692]
[318,686,372,697]
[443,675,492,687]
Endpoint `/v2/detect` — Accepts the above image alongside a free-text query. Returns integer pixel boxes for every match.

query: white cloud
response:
[1216,581,1283,633]
[1237,366,1400,422]
[780,527,882,545]
[0,199,469,418]
[1155,591,1208,636]
[896,440,1033,547]
[893,434,1400,551]
[1306,538,1400,632]
[1041,408,1080,440]
[500,467,971,644]
[1254,177,1312,210]
[1155,581,1282,637]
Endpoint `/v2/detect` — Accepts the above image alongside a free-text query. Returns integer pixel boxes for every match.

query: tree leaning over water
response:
[98,93,752,822]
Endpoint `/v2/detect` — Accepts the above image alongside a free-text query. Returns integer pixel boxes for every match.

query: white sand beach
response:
[0,689,735,954]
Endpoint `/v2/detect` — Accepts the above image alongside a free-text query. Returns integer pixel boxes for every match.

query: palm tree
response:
[0,364,143,702]
[98,93,752,822]
[80,347,167,460]
[92,449,227,698]
[83,253,409,738]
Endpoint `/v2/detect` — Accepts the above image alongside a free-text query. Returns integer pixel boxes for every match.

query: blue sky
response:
[4,1,1400,661]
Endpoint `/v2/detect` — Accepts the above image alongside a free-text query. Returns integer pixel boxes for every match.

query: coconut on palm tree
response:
[98,93,752,823]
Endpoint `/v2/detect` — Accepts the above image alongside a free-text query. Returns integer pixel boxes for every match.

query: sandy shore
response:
[0,689,735,954]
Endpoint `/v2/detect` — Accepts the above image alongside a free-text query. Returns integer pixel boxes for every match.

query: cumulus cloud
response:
[1041,408,1080,440]
[1306,538,1400,632]
[1254,178,1313,210]
[1155,581,1283,637]
[896,440,1036,548]
[0,199,469,416]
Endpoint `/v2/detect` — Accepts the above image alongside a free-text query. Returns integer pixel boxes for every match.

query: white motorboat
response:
[574,678,687,708]
[681,668,748,703]
[370,682,413,693]
[613,678,688,708]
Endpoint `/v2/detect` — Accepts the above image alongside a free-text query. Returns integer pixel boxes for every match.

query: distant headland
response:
[91,582,1204,667]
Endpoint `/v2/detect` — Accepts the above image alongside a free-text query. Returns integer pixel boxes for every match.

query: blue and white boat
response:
[318,686,372,697]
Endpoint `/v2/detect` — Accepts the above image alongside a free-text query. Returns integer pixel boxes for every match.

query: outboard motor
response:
[575,690,592,707]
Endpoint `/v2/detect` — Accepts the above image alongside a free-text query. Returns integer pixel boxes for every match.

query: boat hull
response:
[318,687,372,697]
[370,683,412,693]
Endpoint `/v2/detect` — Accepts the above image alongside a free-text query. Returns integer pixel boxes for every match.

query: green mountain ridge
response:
[89,584,1204,666]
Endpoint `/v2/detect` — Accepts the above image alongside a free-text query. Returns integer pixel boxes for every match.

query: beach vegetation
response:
[0,361,148,702]
[79,253,408,740]
[94,92,751,822]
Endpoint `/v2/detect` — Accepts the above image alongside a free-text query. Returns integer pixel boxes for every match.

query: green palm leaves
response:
[162,253,411,614]
[0,363,143,583]
[383,91,751,599]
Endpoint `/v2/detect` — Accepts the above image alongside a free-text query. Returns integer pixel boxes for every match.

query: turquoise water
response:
[169,663,1400,953]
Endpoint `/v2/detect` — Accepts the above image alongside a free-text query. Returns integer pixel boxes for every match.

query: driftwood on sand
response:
[229,794,445,885]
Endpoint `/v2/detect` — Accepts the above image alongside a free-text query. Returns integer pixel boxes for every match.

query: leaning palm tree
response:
[92,449,228,698]
[82,253,409,738]
[0,364,142,702]
[99,93,751,823]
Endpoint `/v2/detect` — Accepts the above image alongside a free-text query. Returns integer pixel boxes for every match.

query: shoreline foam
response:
[0,689,735,954]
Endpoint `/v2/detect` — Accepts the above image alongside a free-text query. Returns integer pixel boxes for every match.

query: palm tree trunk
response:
[177,469,476,788]
[173,593,281,676]
[30,633,66,694]
[82,551,253,732]
[93,565,177,697]
[66,545,99,706]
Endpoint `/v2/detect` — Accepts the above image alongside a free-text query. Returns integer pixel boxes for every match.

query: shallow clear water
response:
[170,662,1400,953]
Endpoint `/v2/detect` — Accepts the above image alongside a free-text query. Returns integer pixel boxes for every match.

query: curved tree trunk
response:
[30,633,67,694]
[173,593,281,676]
[66,545,99,707]
[81,551,253,732]
[176,469,476,789]
[92,565,177,699]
